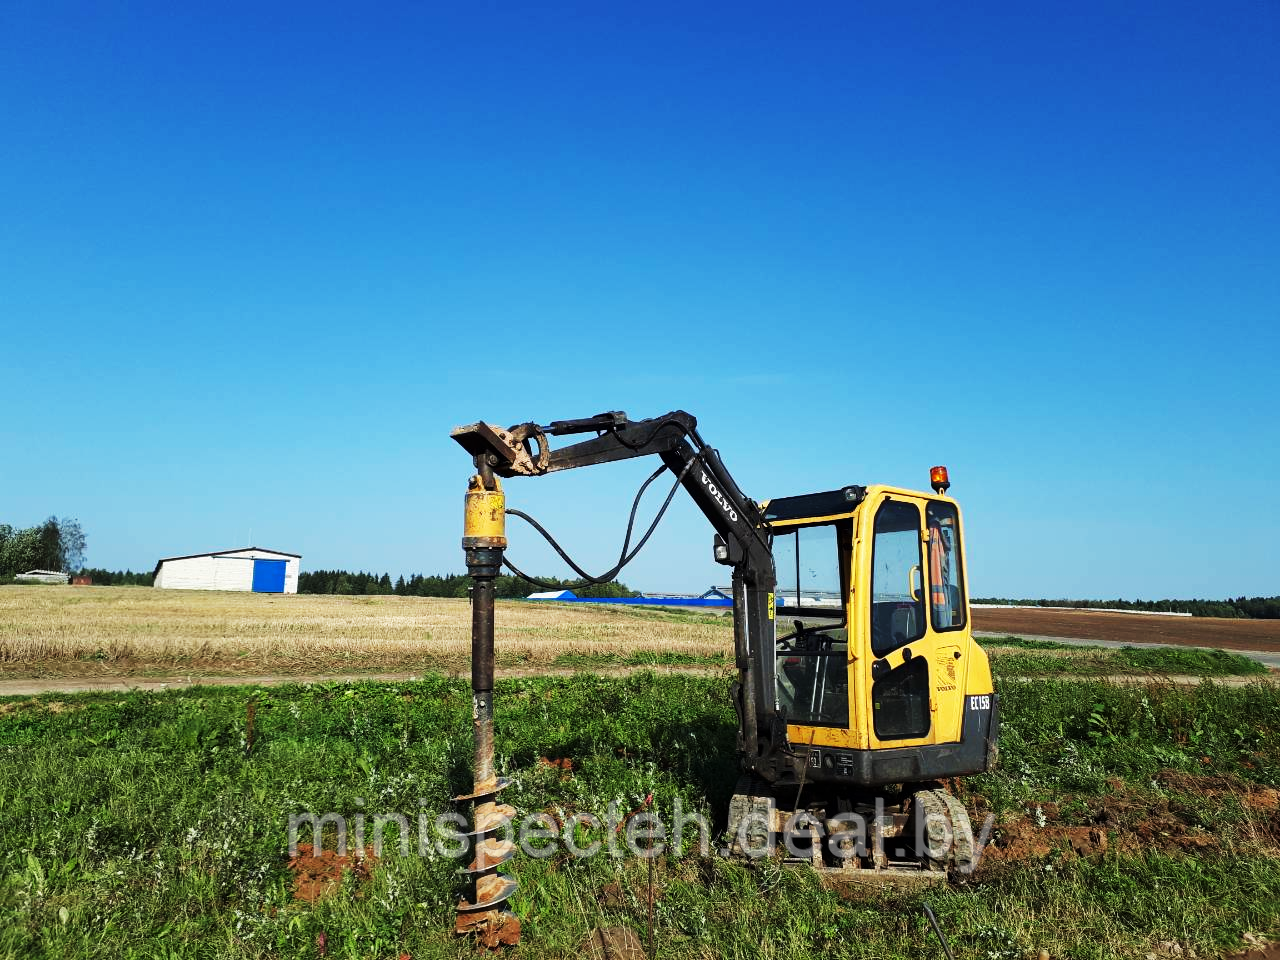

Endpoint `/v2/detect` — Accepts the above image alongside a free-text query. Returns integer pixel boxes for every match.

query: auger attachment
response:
[455,471,520,948]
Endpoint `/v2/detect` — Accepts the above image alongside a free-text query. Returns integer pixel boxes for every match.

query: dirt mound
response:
[1225,933,1279,960]
[538,756,575,777]
[979,820,1112,866]
[455,911,521,949]
[976,785,1219,871]
[285,843,377,902]
[1232,949,1280,960]
[584,926,645,960]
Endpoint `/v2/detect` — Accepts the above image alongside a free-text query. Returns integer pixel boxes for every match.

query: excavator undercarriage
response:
[727,777,978,886]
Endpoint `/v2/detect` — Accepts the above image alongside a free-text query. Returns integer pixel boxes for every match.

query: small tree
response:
[37,517,63,571]
[59,518,86,573]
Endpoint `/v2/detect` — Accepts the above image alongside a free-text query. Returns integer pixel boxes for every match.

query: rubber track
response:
[913,789,975,872]
[726,774,774,857]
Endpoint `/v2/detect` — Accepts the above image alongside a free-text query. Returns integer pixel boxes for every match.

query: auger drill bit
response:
[454,468,520,948]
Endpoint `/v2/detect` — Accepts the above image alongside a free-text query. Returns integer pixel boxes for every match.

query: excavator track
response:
[909,788,976,874]
[726,774,776,858]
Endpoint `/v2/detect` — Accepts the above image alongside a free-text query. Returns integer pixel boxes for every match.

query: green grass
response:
[981,635,1267,678]
[2,675,1279,958]
[1115,645,1267,676]
[550,650,731,668]
[981,636,1097,651]
[972,676,1280,807]
[591,604,735,628]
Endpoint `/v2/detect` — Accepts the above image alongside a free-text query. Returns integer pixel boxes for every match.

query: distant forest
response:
[973,596,1280,619]
[78,568,155,587]
[296,570,637,599]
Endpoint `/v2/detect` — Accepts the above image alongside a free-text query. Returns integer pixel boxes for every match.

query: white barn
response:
[153,547,301,594]
[15,569,71,585]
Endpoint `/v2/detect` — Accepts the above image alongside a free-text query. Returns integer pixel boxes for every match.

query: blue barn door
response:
[251,559,287,593]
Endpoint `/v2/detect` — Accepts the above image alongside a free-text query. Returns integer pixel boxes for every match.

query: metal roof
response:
[152,547,300,576]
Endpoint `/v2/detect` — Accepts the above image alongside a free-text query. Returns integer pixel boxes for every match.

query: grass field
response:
[2,587,1278,957]
[0,587,1268,683]
[2,674,1280,959]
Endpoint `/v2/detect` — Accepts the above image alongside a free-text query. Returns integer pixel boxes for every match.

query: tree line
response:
[77,568,155,587]
[297,569,637,599]
[972,596,1280,619]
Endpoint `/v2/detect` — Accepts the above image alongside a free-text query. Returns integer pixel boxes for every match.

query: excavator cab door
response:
[862,491,970,749]
[772,520,853,732]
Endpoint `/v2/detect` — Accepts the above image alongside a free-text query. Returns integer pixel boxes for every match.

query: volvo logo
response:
[700,471,739,522]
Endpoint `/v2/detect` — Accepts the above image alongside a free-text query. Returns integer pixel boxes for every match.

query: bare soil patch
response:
[1230,946,1280,960]
[972,768,1280,873]
[285,843,377,903]
[584,927,646,960]
[973,608,1280,652]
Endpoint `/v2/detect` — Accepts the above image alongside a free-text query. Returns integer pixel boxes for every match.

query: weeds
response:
[1115,645,1266,676]
[981,636,1265,678]
[1,675,1278,958]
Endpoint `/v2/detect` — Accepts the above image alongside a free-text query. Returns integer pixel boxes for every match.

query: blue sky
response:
[1,2,1276,598]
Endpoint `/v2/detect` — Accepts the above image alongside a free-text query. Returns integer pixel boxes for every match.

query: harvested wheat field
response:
[0,585,732,678]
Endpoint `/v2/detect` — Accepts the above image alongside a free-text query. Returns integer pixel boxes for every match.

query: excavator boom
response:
[451,410,779,769]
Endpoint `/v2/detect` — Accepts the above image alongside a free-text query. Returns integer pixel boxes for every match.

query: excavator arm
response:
[451,410,782,769]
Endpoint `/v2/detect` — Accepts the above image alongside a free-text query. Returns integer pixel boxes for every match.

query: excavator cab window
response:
[773,524,849,727]
[927,501,966,631]
[870,499,926,657]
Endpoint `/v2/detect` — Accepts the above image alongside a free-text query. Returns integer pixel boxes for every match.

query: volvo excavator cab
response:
[762,483,995,787]
[716,480,997,881]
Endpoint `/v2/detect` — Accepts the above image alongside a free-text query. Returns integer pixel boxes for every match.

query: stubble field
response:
[0,587,1270,687]
[0,586,732,678]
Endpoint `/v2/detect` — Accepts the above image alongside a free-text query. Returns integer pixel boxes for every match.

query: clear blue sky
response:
[1,2,1276,598]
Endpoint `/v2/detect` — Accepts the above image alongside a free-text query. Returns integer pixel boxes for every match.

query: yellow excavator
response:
[450,410,999,943]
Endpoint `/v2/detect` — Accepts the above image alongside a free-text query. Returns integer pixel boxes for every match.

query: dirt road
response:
[0,664,730,698]
[973,607,1280,652]
[1,664,1273,698]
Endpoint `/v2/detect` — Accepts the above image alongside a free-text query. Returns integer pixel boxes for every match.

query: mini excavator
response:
[450,411,999,945]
